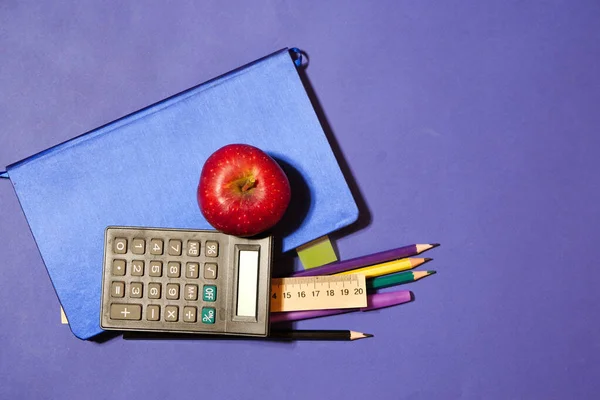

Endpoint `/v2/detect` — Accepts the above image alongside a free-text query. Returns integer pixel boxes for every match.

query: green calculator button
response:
[202,285,217,302]
[201,307,216,324]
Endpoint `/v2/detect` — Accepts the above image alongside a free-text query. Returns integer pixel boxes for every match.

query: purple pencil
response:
[291,243,439,277]
[270,290,413,324]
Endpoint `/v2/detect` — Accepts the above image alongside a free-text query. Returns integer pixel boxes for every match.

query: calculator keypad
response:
[101,226,272,337]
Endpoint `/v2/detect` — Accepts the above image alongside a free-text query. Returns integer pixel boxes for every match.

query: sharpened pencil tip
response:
[410,257,432,268]
[350,331,375,340]
[427,270,437,275]
[417,243,440,254]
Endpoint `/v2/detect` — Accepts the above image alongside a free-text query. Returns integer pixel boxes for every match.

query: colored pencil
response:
[270,290,412,323]
[270,330,373,341]
[335,257,431,279]
[367,270,436,291]
[291,243,439,277]
[122,330,372,341]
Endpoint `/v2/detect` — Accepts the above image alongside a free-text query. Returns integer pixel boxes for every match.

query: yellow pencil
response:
[335,258,431,279]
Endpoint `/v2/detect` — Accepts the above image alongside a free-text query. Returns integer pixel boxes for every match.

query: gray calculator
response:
[100,226,273,337]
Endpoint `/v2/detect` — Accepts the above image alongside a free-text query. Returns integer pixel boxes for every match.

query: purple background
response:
[1,1,599,399]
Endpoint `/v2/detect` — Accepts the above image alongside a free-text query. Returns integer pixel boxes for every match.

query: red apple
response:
[197,144,291,237]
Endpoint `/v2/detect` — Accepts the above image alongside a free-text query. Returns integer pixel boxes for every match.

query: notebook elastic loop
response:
[290,47,303,67]
[0,171,8,179]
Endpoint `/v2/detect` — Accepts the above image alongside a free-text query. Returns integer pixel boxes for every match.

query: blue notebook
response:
[1,48,358,340]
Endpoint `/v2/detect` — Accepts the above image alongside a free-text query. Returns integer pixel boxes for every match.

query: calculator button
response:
[183,306,197,322]
[146,305,160,321]
[168,239,182,256]
[187,240,200,257]
[205,241,219,257]
[131,260,144,276]
[114,238,128,254]
[110,304,142,320]
[165,306,179,322]
[130,282,143,298]
[148,283,161,299]
[204,263,218,280]
[167,261,181,278]
[112,259,126,276]
[149,261,162,277]
[166,283,180,300]
[202,285,217,302]
[150,239,163,255]
[185,284,198,301]
[201,307,216,324]
[131,238,145,255]
[110,281,125,298]
[185,262,199,279]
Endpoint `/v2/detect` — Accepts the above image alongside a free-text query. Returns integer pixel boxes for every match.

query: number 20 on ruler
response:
[270,274,367,312]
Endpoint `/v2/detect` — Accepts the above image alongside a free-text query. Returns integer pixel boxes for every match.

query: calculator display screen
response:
[236,250,260,317]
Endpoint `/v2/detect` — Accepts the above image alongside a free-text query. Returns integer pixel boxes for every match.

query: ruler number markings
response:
[270,274,367,312]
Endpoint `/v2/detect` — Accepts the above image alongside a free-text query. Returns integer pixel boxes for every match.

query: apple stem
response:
[241,176,256,192]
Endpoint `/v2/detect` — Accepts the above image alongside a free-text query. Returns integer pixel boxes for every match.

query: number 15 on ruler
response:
[270,274,367,312]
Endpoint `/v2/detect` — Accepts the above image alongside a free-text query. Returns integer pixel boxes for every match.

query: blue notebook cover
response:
[1,48,358,339]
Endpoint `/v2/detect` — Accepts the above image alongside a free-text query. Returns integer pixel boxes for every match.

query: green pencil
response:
[366,270,436,291]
